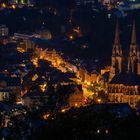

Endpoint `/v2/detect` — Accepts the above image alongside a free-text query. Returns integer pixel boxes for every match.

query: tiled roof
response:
[110,73,140,86]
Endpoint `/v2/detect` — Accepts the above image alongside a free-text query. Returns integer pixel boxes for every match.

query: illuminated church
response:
[108,20,140,107]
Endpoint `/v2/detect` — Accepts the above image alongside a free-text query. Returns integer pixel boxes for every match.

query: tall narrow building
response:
[109,21,122,81]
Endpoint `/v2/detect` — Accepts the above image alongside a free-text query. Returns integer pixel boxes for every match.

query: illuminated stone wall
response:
[108,84,140,107]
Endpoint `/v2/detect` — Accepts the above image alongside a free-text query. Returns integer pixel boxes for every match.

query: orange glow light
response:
[11,5,16,9]
[69,35,73,40]
[1,3,6,8]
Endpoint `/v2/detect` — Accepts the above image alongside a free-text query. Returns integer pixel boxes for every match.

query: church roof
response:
[110,73,140,86]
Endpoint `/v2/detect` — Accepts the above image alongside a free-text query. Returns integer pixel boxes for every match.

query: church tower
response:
[110,21,123,81]
[128,20,140,74]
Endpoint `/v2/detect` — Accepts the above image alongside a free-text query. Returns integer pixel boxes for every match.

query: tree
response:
[136,100,140,112]
[87,82,108,104]
[87,82,103,94]
[97,90,109,103]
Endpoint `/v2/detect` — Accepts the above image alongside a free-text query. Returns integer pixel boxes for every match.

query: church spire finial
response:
[114,20,120,45]
[131,19,137,45]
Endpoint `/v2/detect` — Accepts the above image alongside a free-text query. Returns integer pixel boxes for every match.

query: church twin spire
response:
[110,20,123,81]
[131,20,137,45]
[129,20,139,58]
[112,20,122,57]
[110,19,140,80]
[114,20,120,45]
[128,19,140,74]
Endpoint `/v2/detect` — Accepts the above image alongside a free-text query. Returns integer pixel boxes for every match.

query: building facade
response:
[10,0,33,5]
[0,25,8,37]
[75,0,99,9]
